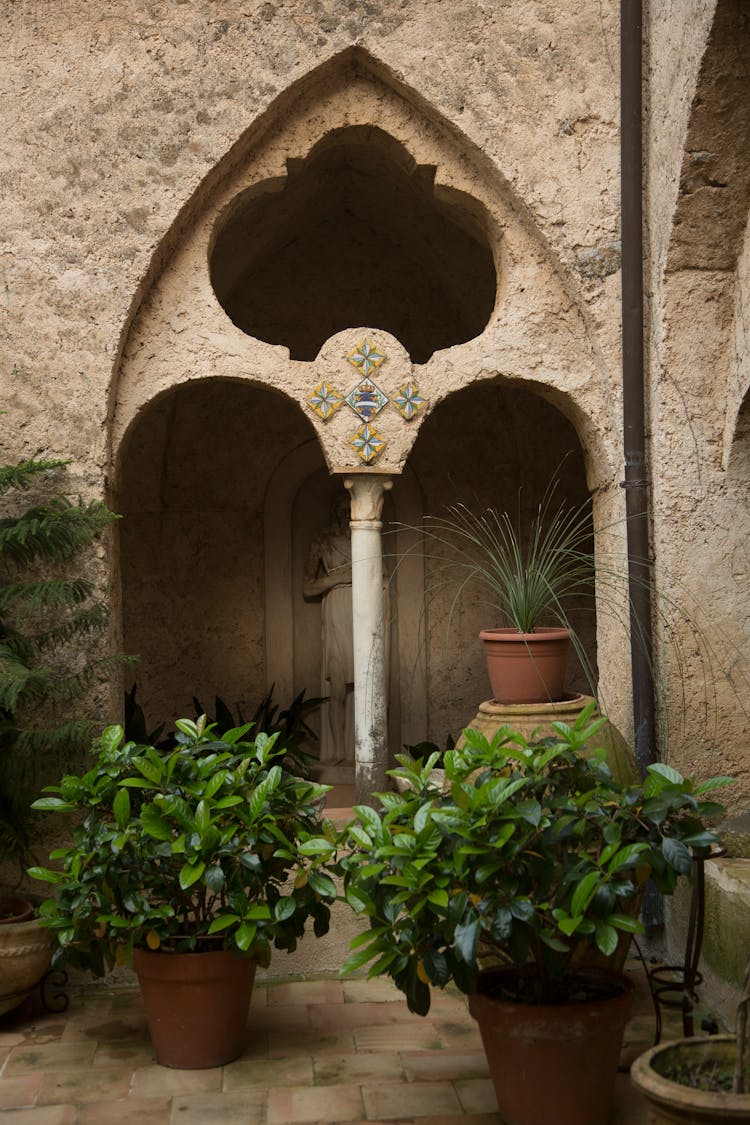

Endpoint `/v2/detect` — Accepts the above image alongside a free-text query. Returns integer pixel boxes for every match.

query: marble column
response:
[344,473,394,804]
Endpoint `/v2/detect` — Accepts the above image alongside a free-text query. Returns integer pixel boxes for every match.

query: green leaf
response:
[27,865,65,883]
[454,918,479,964]
[30,797,75,812]
[609,912,643,934]
[274,897,297,922]
[204,864,224,892]
[299,837,335,857]
[179,860,206,889]
[662,836,693,876]
[647,763,684,786]
[347,824,373,848]
[595,922,619,957]
[208,913,240,934]
[140,806,172,841]
[427,889,449,908]
[307,870,337,899]
[341,943,380,975]
[113,787,130,829]
[235,921,257,951]
[195,800,210,836]
[570,870,600,918]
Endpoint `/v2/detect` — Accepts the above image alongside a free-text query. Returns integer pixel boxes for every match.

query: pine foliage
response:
[0,458,127,867]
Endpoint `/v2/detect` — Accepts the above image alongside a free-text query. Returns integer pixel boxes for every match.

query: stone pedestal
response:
[462,694,638,786]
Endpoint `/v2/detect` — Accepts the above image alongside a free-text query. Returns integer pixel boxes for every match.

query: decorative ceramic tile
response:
[350,423,386,464]
[346,339,386,377]
[345,378,389,422]
[307,382,344,421]
[392,382,427,420]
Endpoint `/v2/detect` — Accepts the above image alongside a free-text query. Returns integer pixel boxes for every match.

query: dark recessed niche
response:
[209,127,498,363]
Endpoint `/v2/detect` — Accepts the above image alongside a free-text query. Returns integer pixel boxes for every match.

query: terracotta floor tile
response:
[341,978,404,1003]
[63,1012,149,1043]
[222,1054,314,1091]
[37,1065,133,1105]
[76,1096,172,1124]
[131,1064,223,1097]
[0,1108,77,1124]
[268,979,345,1006]
[401,1049,489,1082]
[4,1040,97,1074]
[420,1117,502,1124]
[363,1079,463,1119]
[0,1031,26,1048]
[250,983,268,1007]
[313,1049,404,1085]
[248,1003,311,1031]
[309,1000,407,1029]
[268,1082,364,1124]
[92,1037,157,1068]
[0,1073,43,1107]
[170,1090,266,1123]
[354,1023,443,1053]
[432,1018,485,1050]
[453,1077,499,1115]
[267,1026,355,1058]
[15,1020,67,1045]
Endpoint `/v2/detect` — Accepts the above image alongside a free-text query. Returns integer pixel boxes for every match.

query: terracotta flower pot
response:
[133,947,256,1068]
[479,627,570,704]
[0,908,52,1016]
[468,966,635,1125]
[0,896,35,925]
[630,1035,750,1123]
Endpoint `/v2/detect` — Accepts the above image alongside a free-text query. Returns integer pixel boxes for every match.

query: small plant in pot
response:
[337,706,731,1125]
[630,952,750,1122]
[29,715,338,1068]
[409,475,596,705]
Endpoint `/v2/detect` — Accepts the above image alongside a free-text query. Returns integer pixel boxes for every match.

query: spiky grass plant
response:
[0,458,128,867]
[420,480,596,637]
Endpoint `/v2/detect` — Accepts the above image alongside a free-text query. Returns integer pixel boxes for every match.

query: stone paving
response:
[0,960,686,1124]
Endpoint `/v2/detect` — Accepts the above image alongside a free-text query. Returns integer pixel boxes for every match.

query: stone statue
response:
[303,496,354,764]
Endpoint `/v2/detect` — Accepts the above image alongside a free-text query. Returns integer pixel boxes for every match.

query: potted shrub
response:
[410,475,596,704]
[630,953,750,1121]
[0,454,128,1015]
[338,706,731,1125]
[29,715,338,1068]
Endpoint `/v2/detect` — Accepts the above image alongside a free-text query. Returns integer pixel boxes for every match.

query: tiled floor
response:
[0,961,685,1124]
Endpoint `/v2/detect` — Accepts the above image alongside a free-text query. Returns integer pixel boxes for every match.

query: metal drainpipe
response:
[620,0,657,775]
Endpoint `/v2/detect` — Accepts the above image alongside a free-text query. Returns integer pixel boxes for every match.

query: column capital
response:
[343,474,394,523]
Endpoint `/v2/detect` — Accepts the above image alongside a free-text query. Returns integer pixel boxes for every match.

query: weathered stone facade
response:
[1,1,748,814]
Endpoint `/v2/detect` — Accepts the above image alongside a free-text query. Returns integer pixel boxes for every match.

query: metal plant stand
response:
[0,967,69,1017]
[644,847,725,1043]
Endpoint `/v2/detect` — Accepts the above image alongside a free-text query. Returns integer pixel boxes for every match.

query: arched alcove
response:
[115,378,320,730]
[209,125,497,363]
[405,381,595,742]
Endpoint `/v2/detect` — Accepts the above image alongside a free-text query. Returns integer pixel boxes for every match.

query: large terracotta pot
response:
[630,1036,750,1123]
[0,909,52,1016]
[479,627,570,704]
[133,947,256,1068]
[462,692,639,786]
[468,965,635,1125]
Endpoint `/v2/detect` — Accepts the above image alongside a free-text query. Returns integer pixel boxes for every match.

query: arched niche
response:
[114,378,320,730]
[209,125,497,363]
[405,380,599,743]
[107,47,624,761]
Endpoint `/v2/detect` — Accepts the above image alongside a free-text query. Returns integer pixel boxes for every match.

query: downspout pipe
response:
[620,0,657,775]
